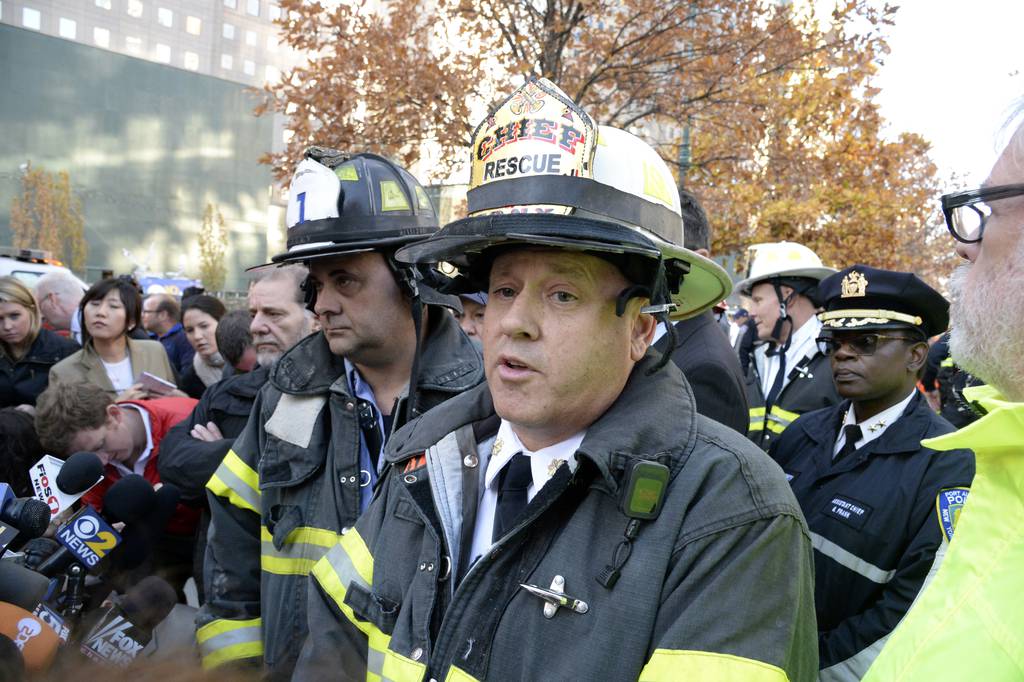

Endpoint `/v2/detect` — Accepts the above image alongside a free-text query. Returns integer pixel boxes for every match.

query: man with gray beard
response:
[160,265,315,502]
[865,105,1024,680]
[159,265,315,597]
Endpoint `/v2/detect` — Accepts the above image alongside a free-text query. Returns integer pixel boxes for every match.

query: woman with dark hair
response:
[50,277,176,400]
[0,276,79,408]
[179,294,227,398]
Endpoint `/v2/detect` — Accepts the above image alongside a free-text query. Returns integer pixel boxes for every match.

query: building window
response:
[268,4,281,20]
[186,15,201,35]
[222,22,235,39]
[221,54,233,70]
[184,51,199,71]
[94,26,111,47]
[265,65,280,82]
[266,35,278,52]
[95,0,112,9]
[58,17,76,39]
[247,0,259,17]
[224,0,237,8]
[155,43,171,62]
[127,0,143,19]
[245,30,257,46]
[22,7,41,30]
[243,59,256,76]
[126,36,143,54]
[157,7,172,27]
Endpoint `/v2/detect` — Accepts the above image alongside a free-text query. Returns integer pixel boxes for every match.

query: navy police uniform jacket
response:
[769,392,975,681]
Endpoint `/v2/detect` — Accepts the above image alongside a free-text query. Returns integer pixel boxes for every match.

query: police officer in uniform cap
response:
[196,148,483,677]
[768,264,975,681]
[738,242,840,450]
[295,78,816,682]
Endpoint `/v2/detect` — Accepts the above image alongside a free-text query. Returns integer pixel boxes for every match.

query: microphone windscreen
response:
[107,525,151,571]
[101,475,155,524]
[120,576,177,632]
[0,563,49,611]
[56,452,104,495]
[145,484,180,534]
[4,499,50,540]
[0,603,59,673]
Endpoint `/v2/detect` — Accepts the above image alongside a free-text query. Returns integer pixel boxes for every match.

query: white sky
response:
[874,0,1024,187]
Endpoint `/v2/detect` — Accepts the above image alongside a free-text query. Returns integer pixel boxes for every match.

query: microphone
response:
[109,483,180,572]
[100,475,156,524]
[0,561,50,612]
[0,603,60,673]
[34,475,155,578]
[30,453,104,519]
[0,483,51,555]
[56,453,105,497]
[0,560,70,645]
[78,576,177,667]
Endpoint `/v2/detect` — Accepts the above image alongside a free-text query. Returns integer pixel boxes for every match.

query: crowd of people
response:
[1,77,1021,681]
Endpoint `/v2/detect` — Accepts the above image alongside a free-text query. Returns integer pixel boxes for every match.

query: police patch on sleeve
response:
[935,487,969,543]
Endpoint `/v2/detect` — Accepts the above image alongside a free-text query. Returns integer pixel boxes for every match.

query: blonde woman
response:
[50,277,177,400]
[0,276,79,408]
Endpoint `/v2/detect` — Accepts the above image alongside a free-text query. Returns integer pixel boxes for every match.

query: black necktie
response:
[765,347,787,408]
[835,424,863,462]
[492,453,532,542]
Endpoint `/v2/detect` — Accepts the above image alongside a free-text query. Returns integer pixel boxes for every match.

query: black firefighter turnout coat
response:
[195,311,483,677]
[768,392,975,681]
[745,346,840,450]
[294,352,819,682]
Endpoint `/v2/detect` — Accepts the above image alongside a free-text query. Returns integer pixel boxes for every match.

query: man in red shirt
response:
[35,381,199,584]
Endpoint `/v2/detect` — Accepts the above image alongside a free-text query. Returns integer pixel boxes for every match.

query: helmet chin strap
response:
[768,279,796,357]
[386,255,424,423]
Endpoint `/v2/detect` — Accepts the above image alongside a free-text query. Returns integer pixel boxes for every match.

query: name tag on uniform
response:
[823,494,873,531]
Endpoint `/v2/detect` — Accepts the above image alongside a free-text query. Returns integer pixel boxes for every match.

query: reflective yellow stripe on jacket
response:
[444,666,481,681]
[261,525,340,576]
[748,406,801,435]
[312,529,427,682]
[196,617,263,669]
[639,649,789,681]
[207,449,261,513]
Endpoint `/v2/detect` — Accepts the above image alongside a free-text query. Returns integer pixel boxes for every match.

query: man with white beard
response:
[865,105,1024,679]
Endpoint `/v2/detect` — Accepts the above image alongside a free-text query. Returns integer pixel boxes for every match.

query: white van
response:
[0,246,88,291]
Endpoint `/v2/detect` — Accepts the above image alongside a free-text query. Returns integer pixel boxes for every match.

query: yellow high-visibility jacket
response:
[865,385,1024,680]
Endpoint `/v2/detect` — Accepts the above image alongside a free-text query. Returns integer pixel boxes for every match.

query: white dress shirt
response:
[755,316,822,397]
[114,403,154,476]
[468,420,585,565]
[833,389,918,458]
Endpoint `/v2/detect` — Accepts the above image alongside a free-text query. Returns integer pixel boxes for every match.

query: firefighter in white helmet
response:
[737,242,840,450]
[294,78,817,682]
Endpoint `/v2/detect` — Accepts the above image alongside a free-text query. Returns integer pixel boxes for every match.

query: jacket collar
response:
[653,310,712,353]
[21,329,76,363]
[270,305,483,397]
[224,364,271,398]
[386,349,698,491]
[800,391,932,455]
[77,338,147,392]
[924,384,1024,454]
